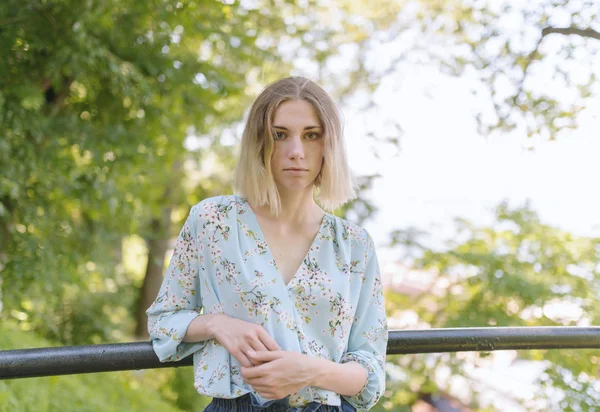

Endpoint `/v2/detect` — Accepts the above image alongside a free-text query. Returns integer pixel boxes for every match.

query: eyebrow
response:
[272,125,321,130]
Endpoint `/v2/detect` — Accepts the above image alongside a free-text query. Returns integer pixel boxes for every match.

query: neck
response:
[277,189,319,222]
[252,186,324,225]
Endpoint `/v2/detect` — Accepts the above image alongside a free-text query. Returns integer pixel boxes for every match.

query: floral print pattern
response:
[147,195,387,411]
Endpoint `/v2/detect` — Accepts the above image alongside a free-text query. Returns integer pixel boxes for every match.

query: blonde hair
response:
[233,76,357,215]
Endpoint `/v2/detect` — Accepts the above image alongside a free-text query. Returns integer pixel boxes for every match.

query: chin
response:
[276,180,315,193]
[279,184,311,192]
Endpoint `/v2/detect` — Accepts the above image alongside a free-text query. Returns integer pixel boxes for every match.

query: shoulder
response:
[325,213,374,254]
[188,194,243,225]
[192,194,239,210]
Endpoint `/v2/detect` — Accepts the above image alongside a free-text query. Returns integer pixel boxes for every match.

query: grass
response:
[0,320,194,412]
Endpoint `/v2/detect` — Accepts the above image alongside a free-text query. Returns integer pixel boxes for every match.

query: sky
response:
[337,43,599,411]
[342,63,600,268]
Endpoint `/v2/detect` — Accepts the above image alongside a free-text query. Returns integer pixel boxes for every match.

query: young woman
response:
[147,76,388,411]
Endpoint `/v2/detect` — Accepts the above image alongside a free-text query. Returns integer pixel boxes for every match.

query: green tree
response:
[292,1,598,152]
[383,201,600,410]
[0,0,297,343]
[351,0,599,143]
[0,0,397,344]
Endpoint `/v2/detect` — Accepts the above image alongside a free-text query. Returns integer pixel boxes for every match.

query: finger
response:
[233,349,254,368]
[240,363,268,379]
[257,391,277,399]
[245,378,265,387]
[257,329,281,351]
[248,350,284,362]
[252,383,275,393]
[249,337,269,353]
[247,340,268,365]
[243,345,265,366]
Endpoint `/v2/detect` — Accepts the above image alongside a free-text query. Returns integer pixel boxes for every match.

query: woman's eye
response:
[305,132,319,140]
[274,131,286,140]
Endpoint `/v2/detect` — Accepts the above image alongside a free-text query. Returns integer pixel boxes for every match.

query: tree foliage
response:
[1,0,598,410]
[309,0,599,146]
[384,202,600,410]
[0,0,305,343]
[412,0,598,142]
[0,0,394,343]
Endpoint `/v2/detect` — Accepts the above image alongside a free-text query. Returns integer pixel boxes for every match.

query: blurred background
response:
[1,0,598,410]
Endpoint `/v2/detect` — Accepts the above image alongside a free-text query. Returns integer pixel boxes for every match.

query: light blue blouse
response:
[147,194,387,410]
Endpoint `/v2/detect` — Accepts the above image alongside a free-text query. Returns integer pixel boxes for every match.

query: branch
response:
[0,16,30,26]
[512,25,599,108]
[0,5,56,27]
[541,26,600,41]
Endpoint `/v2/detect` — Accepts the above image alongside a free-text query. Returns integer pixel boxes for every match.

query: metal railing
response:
[1,326,599,380]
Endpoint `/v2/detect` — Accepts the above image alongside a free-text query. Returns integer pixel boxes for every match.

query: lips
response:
[284,168,308,171]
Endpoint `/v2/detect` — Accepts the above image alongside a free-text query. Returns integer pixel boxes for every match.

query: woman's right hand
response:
[210,314,281,367]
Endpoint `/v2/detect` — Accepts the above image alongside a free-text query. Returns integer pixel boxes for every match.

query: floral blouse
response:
[147,194,387,411]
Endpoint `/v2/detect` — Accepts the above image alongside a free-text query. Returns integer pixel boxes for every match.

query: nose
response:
[288,135,305,159]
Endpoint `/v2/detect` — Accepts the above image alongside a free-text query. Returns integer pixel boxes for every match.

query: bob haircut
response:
[233,76,357,216]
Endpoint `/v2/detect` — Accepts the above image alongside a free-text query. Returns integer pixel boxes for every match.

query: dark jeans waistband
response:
[206,393,355,412]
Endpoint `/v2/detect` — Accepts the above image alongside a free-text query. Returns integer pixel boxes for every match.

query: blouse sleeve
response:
[146,204,206,362]
[340,232,388,410]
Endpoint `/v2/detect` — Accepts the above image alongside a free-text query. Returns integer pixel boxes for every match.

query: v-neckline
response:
[238,195,329,288]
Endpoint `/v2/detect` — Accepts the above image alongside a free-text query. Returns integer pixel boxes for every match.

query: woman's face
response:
[269,99,325,194]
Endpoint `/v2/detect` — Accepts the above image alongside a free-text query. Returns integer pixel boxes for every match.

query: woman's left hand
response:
[240,350,315,399]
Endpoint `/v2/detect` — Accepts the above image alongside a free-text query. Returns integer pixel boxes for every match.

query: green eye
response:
[274,131,285,140]
[305,132,319,140]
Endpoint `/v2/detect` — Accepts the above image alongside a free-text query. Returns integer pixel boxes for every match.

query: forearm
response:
[307,357,368,397]
[182,313,222,342]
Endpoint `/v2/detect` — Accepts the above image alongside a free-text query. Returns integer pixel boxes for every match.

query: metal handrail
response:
[1,327,599,379]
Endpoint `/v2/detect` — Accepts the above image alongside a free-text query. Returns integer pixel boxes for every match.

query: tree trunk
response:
[134,207,172,339]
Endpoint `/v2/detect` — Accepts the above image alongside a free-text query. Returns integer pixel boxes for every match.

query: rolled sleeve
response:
[340,232,388,410]
[146,204,206,362]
